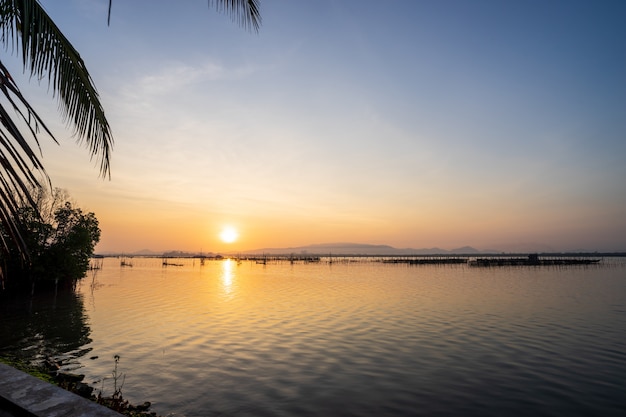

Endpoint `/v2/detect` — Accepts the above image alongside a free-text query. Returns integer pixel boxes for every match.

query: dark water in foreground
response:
[1,257,625,417]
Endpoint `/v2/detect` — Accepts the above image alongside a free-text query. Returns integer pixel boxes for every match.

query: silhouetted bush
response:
[0,188,100,293]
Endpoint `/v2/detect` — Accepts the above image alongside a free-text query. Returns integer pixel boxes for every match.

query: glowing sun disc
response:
[219,227,238,243]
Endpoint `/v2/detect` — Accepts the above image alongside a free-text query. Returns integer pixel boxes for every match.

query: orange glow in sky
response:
[8,1,625,254]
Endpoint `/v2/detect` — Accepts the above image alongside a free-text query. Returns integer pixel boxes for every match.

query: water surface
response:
[1,257,625,417]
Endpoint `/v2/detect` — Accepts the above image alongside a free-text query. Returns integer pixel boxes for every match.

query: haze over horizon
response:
[6,1,626,254]
[102,241,620,257]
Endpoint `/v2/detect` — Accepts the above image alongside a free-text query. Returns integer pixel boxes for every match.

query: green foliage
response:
[36,202,100,283]
[0,356,56,383]
[1,188,100,291]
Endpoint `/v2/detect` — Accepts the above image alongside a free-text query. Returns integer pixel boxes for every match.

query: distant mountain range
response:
[239,243,494,256]
[98,242,618,257]
[98,243,487,257]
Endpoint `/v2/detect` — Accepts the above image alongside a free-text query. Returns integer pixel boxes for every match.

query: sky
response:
[5,0,626,253]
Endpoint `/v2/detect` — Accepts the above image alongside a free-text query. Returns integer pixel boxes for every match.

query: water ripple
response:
[3,258,626,417]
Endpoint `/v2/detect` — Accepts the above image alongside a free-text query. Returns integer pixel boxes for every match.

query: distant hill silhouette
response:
[242,242,490,256]
[96,242,618,257]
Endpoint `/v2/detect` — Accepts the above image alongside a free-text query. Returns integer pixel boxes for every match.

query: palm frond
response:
[210,0,262,32]
[0,61,50,257]
[0,0,114,257]
[0,0,261,259]
[1,0,113,177]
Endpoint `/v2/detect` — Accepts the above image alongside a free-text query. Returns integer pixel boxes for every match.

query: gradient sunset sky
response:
[7,0,626,253]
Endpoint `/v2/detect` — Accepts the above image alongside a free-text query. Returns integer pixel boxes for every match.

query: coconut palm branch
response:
[106,1,262,31]
[0,0,113,256]
[208,0,262,32]
[0,0,260,258]
[1,0,113,175]
[0,59,49,258]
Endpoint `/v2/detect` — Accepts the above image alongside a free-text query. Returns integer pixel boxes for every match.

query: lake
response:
[1,257,625,417]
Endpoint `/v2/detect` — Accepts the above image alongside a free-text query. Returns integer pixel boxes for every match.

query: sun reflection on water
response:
[221,258,234,297]
[21,257,625,417]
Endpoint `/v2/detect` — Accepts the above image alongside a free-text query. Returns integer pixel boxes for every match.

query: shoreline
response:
[0,357,161,417]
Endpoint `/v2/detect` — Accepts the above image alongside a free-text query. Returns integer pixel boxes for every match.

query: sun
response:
[219,226,238,244]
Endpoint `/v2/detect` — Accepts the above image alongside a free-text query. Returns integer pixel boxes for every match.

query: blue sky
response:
[6,0,625,252]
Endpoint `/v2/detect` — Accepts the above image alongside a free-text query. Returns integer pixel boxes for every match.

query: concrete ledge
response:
[0,363,123,417]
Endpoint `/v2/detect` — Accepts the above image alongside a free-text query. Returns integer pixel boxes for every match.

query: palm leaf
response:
[107,1,261,31]
[0,0,113,257]
[0,0,261,259]
[0,63,49,258]
[2,0,113,177]
[209,0,262,32]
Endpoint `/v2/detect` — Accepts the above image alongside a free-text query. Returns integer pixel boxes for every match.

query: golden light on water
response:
[221,258,234,296]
